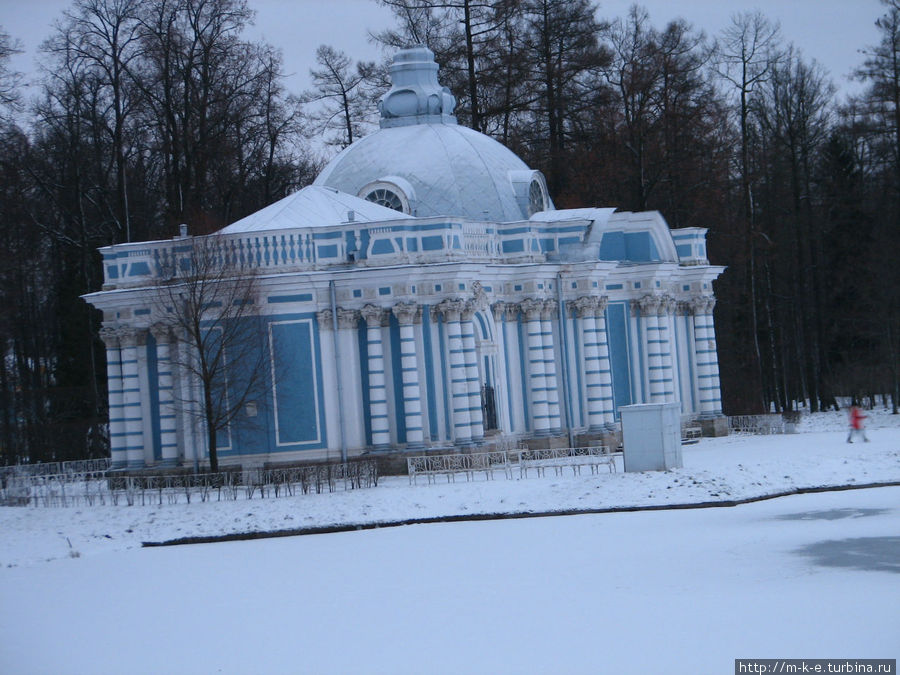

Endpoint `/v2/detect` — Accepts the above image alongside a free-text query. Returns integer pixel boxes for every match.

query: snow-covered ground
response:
[2,409,898,568]
[0,409,898,674]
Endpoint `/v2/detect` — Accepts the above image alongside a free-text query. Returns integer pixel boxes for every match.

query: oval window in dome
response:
[365,188,404,212]
[359,178,412,214]
[528,178,546,216]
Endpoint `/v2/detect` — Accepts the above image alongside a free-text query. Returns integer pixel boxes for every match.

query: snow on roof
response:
[530,207,615,224]
[313,122,535,222]
[218,185,412,234]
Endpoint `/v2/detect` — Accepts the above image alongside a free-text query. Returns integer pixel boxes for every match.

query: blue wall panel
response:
[269,319,324,447]
[606,303,633,415]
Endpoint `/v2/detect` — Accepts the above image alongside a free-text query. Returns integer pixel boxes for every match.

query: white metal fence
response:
[407,446,618,484]
[0,460,378,508]
[727,414,788,434]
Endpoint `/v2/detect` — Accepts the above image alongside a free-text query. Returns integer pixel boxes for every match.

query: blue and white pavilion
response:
[84,47,725,470]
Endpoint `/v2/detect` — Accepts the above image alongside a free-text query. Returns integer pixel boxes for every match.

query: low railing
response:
[727,414,787,435]
[0,458,111,482]
[407,446,618,485]
[0,460,378,508]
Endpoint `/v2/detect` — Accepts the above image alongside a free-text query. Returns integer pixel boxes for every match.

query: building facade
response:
[84,47,725,470]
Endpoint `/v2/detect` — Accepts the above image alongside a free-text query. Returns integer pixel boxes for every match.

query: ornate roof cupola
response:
[378,46,457,128]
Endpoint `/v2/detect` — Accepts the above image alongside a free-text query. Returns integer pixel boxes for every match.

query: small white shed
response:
[620,402,683,472]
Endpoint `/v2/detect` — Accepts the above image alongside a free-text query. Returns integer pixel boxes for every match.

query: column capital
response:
[595,295,609,315]
[316,308,334,330]
[435,298,465,322]
[150,322,173,342]
[569,296,598,318]
[360,304,387,326]
[460,300,477,322]
[492,301,519,321]
[392,301,420,325]
[540,298,558,320]
[637,294,661,317]
[117,327,139,347]
[518,298,544,320]
[688,295,716,315]
[99,326,120,348]
[661,295,677,315]
[337,308,360,329]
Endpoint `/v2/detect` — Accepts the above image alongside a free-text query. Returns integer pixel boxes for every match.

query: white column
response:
[491,302,512,434]
[316,308,340,457]
[520,299,550,435]
[338,309,365,448]
[691,296,723,416]
[460,302,484,444]
[657,297,676,403]
[117,328,146,468]
[151,324,179,466]
[393,302,425,447]
[361,305,391,448]
[594,297,616,426]
[135,329,156,465]
[572,297,603,430]
[540,300,562,434]
[100,327,127,469]
[437,299,471,445]
[639,295,665,403]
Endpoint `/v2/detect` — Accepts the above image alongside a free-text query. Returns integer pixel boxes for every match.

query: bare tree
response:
[0,26,23,115]
[302,44,377,148]
[155,234,267,472]
[714,10,781,411]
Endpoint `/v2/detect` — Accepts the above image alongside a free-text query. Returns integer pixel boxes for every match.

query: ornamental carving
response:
[471,280,488,309]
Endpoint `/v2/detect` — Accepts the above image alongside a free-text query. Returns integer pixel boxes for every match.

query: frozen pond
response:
[1,485,897,674]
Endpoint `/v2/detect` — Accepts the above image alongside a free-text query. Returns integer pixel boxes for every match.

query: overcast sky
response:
[1,0,885,104]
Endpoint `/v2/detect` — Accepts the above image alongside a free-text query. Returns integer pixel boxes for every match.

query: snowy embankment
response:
[1,409,899,568]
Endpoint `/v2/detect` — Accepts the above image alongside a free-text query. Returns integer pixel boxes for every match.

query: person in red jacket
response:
[847,405,869,443]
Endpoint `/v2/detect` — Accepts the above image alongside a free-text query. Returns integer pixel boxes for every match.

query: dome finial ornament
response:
[378,46,457,128]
